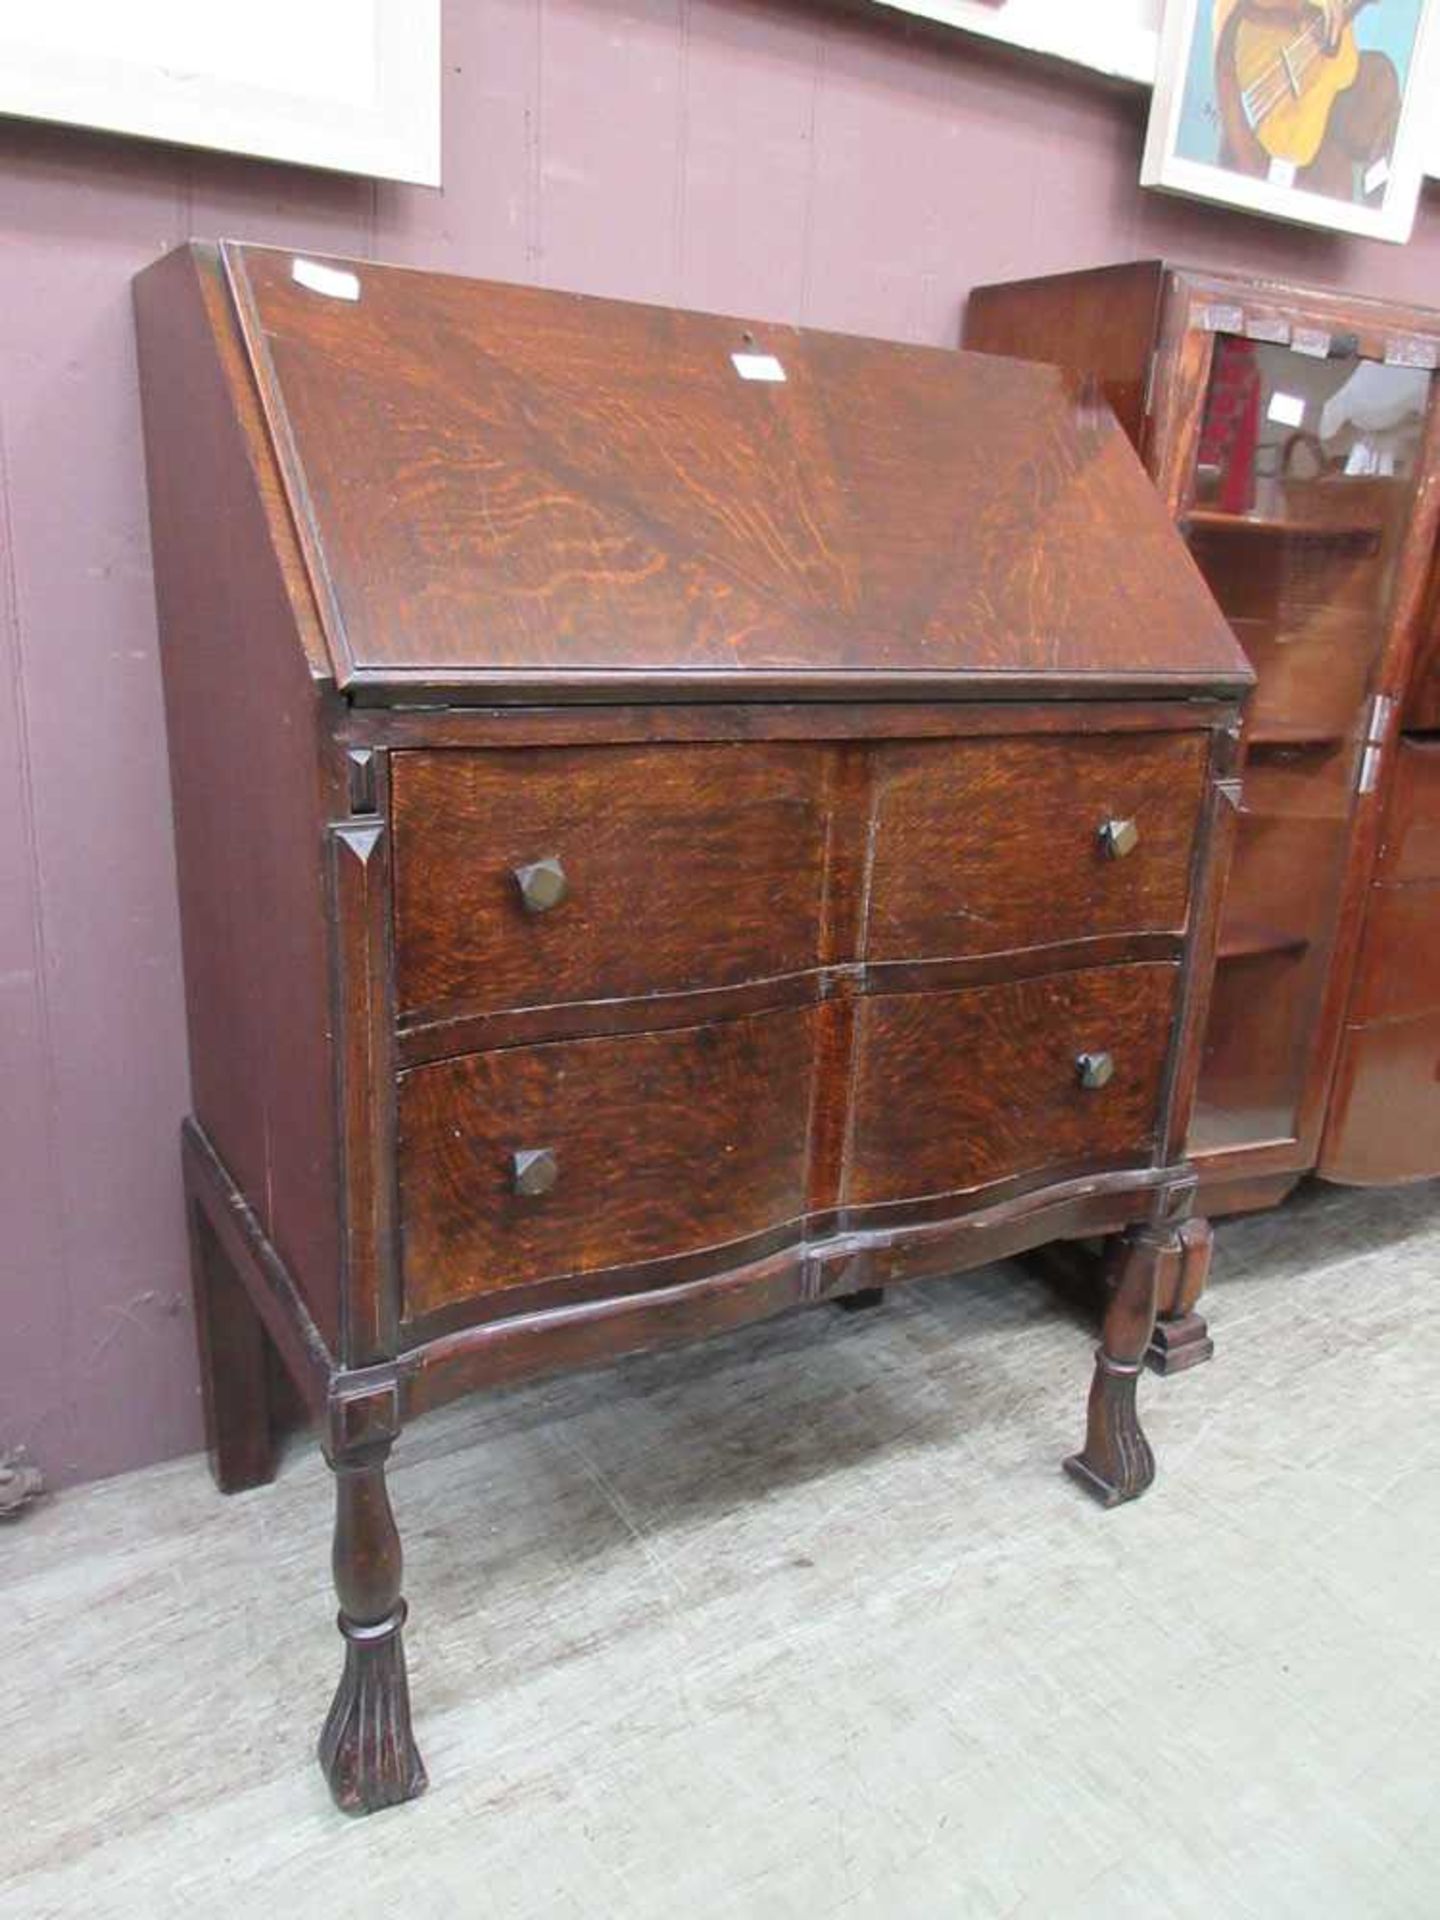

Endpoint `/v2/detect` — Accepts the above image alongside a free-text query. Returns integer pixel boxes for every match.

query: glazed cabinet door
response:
[1161,312,1440,1176]
[1321,737,1440,1183]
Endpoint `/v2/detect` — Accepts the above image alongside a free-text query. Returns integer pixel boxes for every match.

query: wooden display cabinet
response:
[966,265,1440,1225]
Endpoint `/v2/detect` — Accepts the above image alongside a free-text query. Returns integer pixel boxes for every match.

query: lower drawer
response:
[847,964,1178,1207]
[398,1008,816,1314]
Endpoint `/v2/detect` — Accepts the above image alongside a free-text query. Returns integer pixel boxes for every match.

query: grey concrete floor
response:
[4,1179,1439,1919]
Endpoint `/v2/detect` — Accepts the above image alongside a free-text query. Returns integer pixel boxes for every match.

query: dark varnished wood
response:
[847,965,1178,1206]
[964,261,1166,455]
[866,733,1208,962]
[186,1193,277,1494]
[398,1168,1195,1415]
[180,1119,333,1415]
[392,744,829,1023]
[1369,735,1440,883]
[1407,564,1440,731]
[138,242,1249,1814]
[966,262,1440,1210]
[344,697,1233,753]
[398,1008,817,1312]
[1064,1223,1166,1506]
[222,242,1246,702]
[133,245,343,1354]
[1321,736,1440,1183]
[320,1414,427,1816]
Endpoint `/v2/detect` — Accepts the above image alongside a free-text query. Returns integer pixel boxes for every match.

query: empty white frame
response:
[0,0,441,187]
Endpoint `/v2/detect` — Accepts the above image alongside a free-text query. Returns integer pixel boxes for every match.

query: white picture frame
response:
[1141,0,1437,242]
[0,0,441,187]
[869,1,1440,181]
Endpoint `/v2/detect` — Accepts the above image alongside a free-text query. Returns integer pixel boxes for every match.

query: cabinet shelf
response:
[1245,725,1347,751]
[1217,921,1311,963]
[1184,506,1384,542]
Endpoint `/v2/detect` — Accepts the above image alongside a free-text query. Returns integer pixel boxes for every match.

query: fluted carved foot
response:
[1064,1354,1155,1507]
[1064,1222,1163,1508]
[320,1414,427,1815]
[319,1604,428,1815]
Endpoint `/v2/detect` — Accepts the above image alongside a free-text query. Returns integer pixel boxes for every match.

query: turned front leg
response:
[319,1437,428,1814]
[1064,1224,1166,1507]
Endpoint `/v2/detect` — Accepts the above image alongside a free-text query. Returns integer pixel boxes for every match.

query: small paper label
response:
[1246,315,1291,345]
[1267,157,1298,189]
[1197,303,1246,335]
[1384,335,1439,370]
[1267,390,1306,428]
[292,258,360,302]
[1292,327,1332,359]
[731,351,786,383]
[1364,156,1391,196]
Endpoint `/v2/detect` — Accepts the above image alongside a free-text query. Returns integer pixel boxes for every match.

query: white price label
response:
[292,258,360,302]
[731,351,786,384]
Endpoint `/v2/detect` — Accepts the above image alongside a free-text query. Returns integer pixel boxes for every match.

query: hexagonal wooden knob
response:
[1076,1051,1115,1091]
[1098,818,1139,861]
[511,1148,559,1197]
[512,855,568,914]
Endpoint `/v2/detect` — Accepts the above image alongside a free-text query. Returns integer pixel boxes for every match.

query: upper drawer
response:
[392,745,828,1021]
[866,732,1209,962]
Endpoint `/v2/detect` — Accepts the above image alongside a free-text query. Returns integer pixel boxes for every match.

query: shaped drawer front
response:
[392,745,828,1022]
[398,1008,816,1314]
[848,963,1178,1207]
[866,733,1208,961]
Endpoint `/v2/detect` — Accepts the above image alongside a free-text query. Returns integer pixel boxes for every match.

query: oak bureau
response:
[134,243,1252,1814]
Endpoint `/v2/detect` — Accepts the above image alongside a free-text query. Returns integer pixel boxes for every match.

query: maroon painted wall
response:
[2,0,1437,1488]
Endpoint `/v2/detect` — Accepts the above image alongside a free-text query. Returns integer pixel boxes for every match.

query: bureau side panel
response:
[133,245,341,1351]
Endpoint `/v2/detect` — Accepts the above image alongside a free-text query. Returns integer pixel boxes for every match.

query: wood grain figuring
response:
[392,744,828,1022]
[847,965,1178,1206]
[398,1167,1188,1413]
[398,1009,817,1312]
[965,259,1440,1201]
[136,236,1251,1811]
[223,242,1248,700]
[866,733,1208,961]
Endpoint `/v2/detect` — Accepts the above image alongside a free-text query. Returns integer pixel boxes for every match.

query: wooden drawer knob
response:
[511,1147,559,1197]
[512,855,568,914]
[1098,817,1140,861]
[1076,1051,1115,1091]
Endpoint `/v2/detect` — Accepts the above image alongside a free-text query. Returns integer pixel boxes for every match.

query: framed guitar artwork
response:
[1143,0,1438,240]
